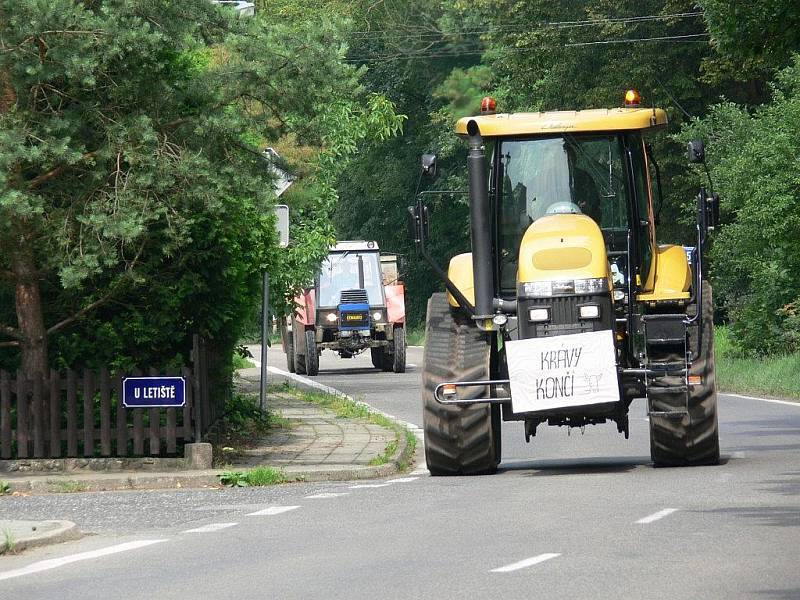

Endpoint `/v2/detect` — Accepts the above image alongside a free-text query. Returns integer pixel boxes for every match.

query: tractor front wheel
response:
[648,282,720,467]
[422,293,500,476]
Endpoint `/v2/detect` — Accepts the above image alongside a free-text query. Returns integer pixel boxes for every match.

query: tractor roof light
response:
[480,96,497,115]
[624,89,641,107]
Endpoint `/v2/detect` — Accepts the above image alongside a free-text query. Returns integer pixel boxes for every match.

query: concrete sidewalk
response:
[0,368,413,552]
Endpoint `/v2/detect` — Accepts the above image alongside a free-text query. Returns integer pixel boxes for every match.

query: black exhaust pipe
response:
[466,119,494,320]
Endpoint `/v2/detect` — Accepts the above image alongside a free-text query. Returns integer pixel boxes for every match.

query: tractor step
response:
[646,362,688,374]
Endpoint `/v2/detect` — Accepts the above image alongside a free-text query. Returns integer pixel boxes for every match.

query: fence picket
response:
[66,370,78,456]
[16,371,28,458]
[49,369,61,457]
[115,373,127,456]
[83,369,94,457]
[100,368,111,456]
[32,373,44,458]
[182,366,192,440]
[1,371,10,458]
[148,368,160,456]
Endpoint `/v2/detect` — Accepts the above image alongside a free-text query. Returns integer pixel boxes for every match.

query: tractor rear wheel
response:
[281,322,295,373]
[293,321,306,375]
[648,282,720,467]
[422,293,500,476]
[305,330,319,376]
[392,325,406,373]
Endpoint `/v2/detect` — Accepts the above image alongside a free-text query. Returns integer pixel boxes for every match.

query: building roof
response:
[455,108,668,137]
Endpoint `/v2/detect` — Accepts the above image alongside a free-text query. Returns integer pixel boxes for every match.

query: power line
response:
[565,33,709,47]
[345,34,711,63]
[346,12,705,42]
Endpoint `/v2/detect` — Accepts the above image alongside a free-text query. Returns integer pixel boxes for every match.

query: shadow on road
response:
[500,455,649,476]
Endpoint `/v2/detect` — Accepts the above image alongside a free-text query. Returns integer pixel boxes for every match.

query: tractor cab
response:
[317,242,385,336]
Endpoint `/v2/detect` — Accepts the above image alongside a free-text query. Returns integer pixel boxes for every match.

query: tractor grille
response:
[519,294,613,339]
[340,289,369,304]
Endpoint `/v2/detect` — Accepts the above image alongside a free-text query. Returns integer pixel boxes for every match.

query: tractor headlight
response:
[528,307,550,322]
[574,278,608,294]
[372,311,382,321]
[326,312,337,323]
[578,304,600,319]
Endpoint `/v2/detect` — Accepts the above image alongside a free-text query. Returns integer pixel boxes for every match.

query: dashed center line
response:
[349,483,392,489]
[0,539,167,582]
[247,506,301,516]
[305,492,350,499]
[636,508,679,524]
[490,553,561,573]
[183,522,238,533]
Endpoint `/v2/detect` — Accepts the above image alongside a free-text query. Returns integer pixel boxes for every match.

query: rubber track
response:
[649,282,720,466]
[422,293,499,475]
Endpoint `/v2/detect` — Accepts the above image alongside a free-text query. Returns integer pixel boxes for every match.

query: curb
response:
[1,520,82,554]
[3,470,223,494]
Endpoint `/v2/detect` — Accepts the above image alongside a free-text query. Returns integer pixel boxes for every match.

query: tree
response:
[0,0,400,377]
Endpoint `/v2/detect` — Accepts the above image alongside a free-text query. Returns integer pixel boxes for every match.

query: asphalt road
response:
[2,344,799,599]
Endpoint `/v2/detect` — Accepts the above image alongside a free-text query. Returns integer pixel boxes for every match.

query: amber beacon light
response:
[480,96,497,114]
[624,89,641,107]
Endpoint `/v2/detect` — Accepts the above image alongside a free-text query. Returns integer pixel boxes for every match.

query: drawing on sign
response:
[506,330,619,413]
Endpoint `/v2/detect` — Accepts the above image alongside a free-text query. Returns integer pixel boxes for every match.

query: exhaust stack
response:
[466,119,494,320]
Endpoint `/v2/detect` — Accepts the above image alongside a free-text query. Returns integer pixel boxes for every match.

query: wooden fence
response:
[0,337,215,460]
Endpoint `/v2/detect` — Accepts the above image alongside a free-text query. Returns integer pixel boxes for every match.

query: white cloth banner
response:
[507,329,620,413]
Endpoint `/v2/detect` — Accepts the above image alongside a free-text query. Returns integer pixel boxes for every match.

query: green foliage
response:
[0,0,402,380]
[0,480,9,495]
[716,326,800,400]
[218,466,287,486]
[680,56,800,355]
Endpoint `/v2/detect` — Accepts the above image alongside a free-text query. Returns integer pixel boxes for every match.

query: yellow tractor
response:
[409,92,720,475]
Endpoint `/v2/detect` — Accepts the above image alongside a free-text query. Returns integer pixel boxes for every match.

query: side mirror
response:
[407,204,429,246]
[687,140,705,164]
[421,153,438,178]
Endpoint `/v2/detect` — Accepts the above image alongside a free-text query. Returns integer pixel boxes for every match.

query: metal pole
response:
[260,270,269,412]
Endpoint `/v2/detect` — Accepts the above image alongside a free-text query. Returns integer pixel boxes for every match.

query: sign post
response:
[260,204,290,412]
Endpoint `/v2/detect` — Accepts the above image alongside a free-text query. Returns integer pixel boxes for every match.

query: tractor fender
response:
[293,288,316,327]
[446,253,475,308]
[385,284,406,324]
[637,244,691,302]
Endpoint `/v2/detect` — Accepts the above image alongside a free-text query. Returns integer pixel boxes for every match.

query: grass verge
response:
[219,466,287,487]
[48,480,88,493]
[0,480,9,496]
[716,326,800,400]
[281,383,416,471]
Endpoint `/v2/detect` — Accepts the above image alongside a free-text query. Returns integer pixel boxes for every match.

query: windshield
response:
[496,134,643,293]
[317,251,384,307]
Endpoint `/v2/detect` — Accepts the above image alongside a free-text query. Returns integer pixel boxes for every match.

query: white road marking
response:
[304,492,350,499]
[636,508,679,524]
[0,539,167,582]
[490,553,561,573]
[407,363,418,368]
[350,483,392,489]
[731,451,747,459]
[183,522,238,533]
[723,393,800,408]
[388,477,419,483]
[247,506,301,516]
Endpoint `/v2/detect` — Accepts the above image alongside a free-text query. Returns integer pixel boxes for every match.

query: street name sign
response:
[122,377,186,408]
[506,329,620,413]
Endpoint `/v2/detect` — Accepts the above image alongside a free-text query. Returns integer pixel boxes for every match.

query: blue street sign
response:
[122,377,186,408]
